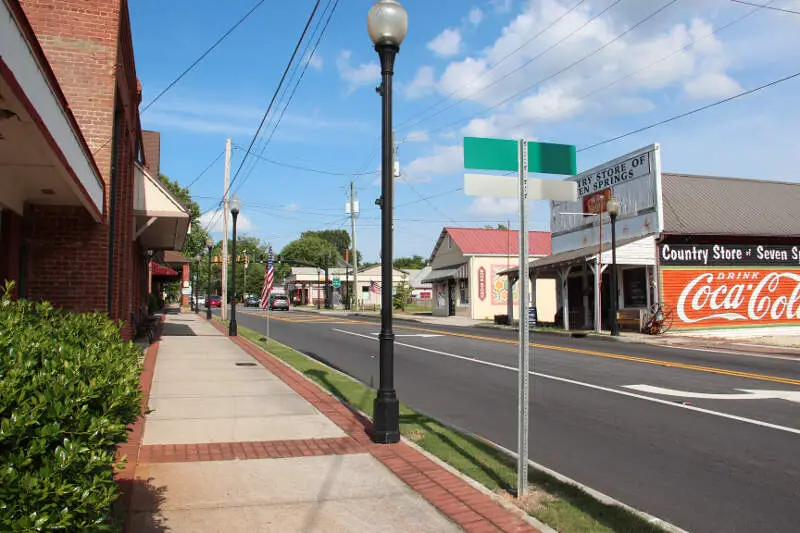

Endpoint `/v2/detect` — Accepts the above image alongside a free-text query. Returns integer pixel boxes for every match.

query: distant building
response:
[423,228,556,321]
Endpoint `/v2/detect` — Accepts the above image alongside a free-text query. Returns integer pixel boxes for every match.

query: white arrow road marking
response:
[625,385,800,404]
[367,332,443,338]
[332,328,800,436]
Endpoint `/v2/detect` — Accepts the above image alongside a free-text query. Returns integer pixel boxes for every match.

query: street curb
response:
[116,313,166,533]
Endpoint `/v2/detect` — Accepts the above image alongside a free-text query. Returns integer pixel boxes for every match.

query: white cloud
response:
[468,7,484,27]
[336,50,380,93]
[405,145,464,180]
[468,197,517,216]
[308,52,323,71]
[491,0,512,13]
[684,72,742,99]
[404,130,430,142]
[427,28,463,58]
[405,66,436,99]
[200,209,257,234]
[413,0,743,136]
[284,203,299,211]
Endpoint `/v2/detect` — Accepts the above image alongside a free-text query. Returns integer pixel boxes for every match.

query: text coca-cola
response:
[676,271,800,324]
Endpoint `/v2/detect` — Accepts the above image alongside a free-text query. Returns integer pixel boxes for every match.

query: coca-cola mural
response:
[660,243,800,328]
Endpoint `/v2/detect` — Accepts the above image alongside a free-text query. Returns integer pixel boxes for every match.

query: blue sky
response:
[129,0,800,262]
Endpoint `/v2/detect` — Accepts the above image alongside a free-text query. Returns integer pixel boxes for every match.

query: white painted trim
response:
[0,0,104,215]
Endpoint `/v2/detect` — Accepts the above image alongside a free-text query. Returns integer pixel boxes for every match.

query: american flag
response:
[260,247,274,310]
[369,280,381,295]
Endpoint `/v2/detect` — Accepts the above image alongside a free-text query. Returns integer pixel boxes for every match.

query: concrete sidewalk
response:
[121,312,544,533]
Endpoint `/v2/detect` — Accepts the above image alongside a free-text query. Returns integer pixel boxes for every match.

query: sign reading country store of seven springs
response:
[660,243,800,328]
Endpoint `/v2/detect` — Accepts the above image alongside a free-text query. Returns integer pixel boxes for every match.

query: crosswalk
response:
[239,310,375,326]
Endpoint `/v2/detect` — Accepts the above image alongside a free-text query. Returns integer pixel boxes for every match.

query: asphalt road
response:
[221,308,800,533]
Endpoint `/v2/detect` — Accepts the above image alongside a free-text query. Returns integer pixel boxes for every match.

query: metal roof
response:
[429,227,551,260]
[422,264,466,283]
[662,173,800,236]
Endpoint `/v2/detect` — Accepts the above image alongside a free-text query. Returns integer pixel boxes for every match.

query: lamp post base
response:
[229,321,237,337]
[372,392,400,443]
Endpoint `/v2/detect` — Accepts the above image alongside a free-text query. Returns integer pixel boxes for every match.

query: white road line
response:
[332,328,800,436]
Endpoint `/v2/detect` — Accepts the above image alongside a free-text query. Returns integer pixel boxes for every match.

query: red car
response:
[206,296,222,308]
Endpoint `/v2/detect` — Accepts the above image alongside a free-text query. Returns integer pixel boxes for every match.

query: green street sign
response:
[332,277,341,289]
[529,141,576,175]
[463,137,518,172]
[463,137,576,175]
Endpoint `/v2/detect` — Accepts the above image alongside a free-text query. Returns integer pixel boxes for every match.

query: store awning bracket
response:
[135,217,157,240]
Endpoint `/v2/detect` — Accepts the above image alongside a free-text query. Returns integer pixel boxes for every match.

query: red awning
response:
[151,263,179,277]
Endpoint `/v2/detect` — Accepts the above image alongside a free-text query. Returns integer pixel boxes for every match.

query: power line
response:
[425,0,678,137]
[578,69,800,152]
[395,186,464,209]
[230,144,377,177]
[185,151,225,189]
[398,174,458,223]
[226,0,322,197]
[141,0,270,114]
[92,0,268,157]
[233,0,335,187]
[399,0,625,134]
[234,0,341,195]
[504,0,773,133]
[728,0,800,15]
[395,0,590,130]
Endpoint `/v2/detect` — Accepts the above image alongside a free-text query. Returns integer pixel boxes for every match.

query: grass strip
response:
[221,318,667,533]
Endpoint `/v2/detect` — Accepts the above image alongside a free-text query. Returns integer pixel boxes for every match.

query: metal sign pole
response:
[517,138,530,497]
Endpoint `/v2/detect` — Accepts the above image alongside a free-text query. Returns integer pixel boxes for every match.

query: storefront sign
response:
[551,144,660,254]
[574,151,651,198]
[478,267,487,301]
[660,243,800,267]
[662,268,800,328]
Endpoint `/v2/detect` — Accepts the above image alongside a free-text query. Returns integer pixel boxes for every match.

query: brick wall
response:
[23,205,108,312]
[19,0,141,339]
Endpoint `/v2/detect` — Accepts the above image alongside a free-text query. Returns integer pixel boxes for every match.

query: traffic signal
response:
[276,255,282,264]
[259,254,265,264]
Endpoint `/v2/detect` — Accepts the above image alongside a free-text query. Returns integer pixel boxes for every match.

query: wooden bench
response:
[617,308,645,332]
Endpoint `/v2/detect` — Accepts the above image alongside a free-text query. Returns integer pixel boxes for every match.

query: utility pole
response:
[349,181,359,311]
[221,138,231,321]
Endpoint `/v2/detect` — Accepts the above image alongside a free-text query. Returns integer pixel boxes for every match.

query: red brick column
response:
[181,263,190,310]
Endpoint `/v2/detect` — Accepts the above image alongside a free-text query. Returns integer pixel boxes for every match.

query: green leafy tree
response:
[392,279,412,311]
[158,174,209,260]
[281,235,340,268]
[484,223,508,230]
[393,255,426,270]
[302,229,361,266]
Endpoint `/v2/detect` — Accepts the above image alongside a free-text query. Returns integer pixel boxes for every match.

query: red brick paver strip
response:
[209,318,543,533]
[139,436,364,463]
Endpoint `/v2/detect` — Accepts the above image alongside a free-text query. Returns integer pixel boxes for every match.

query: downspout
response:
[107,99,120,315]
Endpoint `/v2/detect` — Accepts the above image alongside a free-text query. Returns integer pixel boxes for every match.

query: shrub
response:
[0,282,143,532]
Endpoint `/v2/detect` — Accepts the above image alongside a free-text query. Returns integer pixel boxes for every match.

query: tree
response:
[392,279,412,311]
[393,255,426,270]
[301,229,361,266]
[484,223,508,230]
[158,174,209,260]
[280,235,340,269]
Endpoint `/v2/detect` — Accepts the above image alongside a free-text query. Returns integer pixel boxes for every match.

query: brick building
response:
[0,0,188,338]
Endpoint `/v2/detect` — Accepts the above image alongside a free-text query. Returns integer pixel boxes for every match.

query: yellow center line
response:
[240,311,800,386]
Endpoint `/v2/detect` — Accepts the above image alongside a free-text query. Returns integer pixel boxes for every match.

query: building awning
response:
[151,263,179,278]
[422,263,467,283]
[1,1,104,219]
[134,163,190,250]
[501,235,652,279]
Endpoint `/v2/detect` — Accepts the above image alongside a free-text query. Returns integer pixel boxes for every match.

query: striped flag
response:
[260,247,274,309]
[369,280,381,295]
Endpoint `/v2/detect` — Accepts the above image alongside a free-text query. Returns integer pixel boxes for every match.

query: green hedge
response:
[0,283,143,532]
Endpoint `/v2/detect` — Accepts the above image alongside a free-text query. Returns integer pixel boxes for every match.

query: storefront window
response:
[623,268,647,307]
[459,278,469,305]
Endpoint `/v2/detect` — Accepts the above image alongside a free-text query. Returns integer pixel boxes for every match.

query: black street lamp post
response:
[206,237,214,320]
[193,255,200,312]
[368,0,407,444]
[607,197,621,336]
[229,194,242,336]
